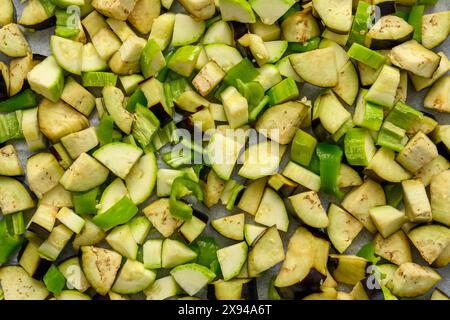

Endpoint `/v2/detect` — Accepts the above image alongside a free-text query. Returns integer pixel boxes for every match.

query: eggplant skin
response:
[367,16,414,50]
[276,269,325,299]
[369,34,412,50]
[20,17,56,30]
[375,1,396,17]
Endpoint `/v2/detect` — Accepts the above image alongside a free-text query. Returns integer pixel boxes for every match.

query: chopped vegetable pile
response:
[0,0,449,301]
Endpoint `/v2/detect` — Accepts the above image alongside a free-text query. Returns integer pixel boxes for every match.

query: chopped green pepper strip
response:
[236,79,265,109]
[169,177,204,220]
[43,265,66,295]
[287,37,320,53]
[5,212,25,235]
[0,218,23,264]
[384,184,403,208]
[190,236,221,275]
[0,89,37,113]
[156,51,176,82]
[223,58,260,88]
[92,196,138,231]
[73,187,100,215]
[316,142,344,199]
[348,1,372,46]
[97,115,114,146]
[126,89,147,112]
[408,5,425,42]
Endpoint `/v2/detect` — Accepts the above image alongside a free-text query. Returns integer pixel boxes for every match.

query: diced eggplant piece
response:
[0,144,23,176]
[366,15,413,49]
[18,0,56,30]
[406,115,437,138]
[255,101,308,145]
[128,0,160,34]
[374,231,412,265]
[289,191,328,228]
[421,11,450,49]
[58,257,90,292]
[109,36,146,75]
[415,155,449,187]
[0,266,49,300]
[342,179,386,233]
[26,153,65,199]
[424,76,449,114]
[302,288,337,300]
[60,153,109,192]
[408,225,450,265]
[397,132,438,174]
[179,0,215,21]
[389,40,441,78]
[248,226,285,277]
[430,288,450,300]
[92,0,137,21]
[143,198,183,238]
[8,54,33,97]
[0,0,14,27]
[0,23,31,57]
[237,177,267,215]
[0,61,9,100]
[276,269,326,299]
[73,219,107,251]
[192,61,225,97]
[327,204,363,253]
[430,170,450,226]
[370,206,406,238]
[0,176,35,215]
[203,169,226,208]
[208,279,257,300]
[81,246,122,296]
[312,0,352,34]
[275,227,329,288]
[402,179,432,223]
[329,254,367,285]
[254,188,289,232]
[433,244,449,268]
[410,52,449,92]
[105,224,138,260]
[281,7,320,42]
[364,148,412,183]
[211,213,244,241]
[38,99,89,143]
[290,47,338,87]
[391,262,441,298]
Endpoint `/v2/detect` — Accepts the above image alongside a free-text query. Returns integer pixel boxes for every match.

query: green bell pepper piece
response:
[0,218,23,264]
[316,142,344,199]
[169,177,204,220]
[43,265,66,295]
[92,196,138,231]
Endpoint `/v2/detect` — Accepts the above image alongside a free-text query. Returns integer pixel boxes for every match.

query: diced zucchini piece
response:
[60,153,109,192]
[171,13,205,47]
[27,56,64,102]
[219,0,256,23]
[290,47,338,87]
[0,23,31,57]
